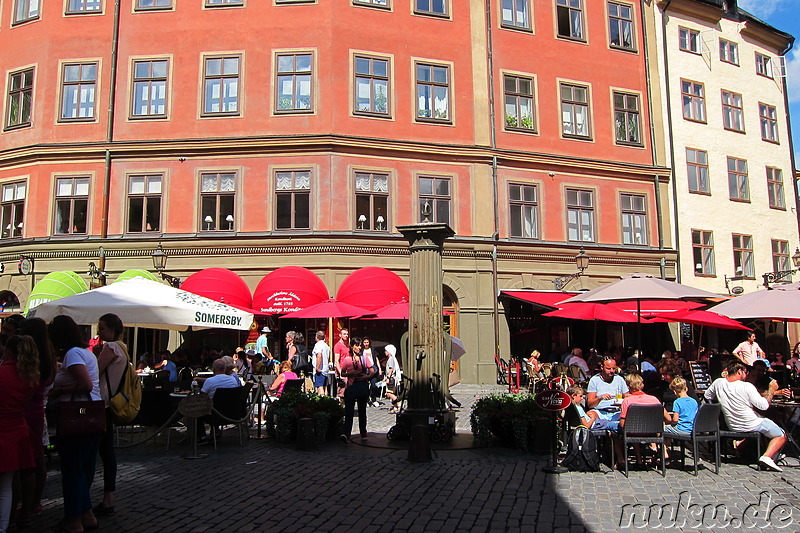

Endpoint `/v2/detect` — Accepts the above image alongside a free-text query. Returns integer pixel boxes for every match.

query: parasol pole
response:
[637,299,642,356]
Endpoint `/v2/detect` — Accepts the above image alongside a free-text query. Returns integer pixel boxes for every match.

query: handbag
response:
[57,394,107,437]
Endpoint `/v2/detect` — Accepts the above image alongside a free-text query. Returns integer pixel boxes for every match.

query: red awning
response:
[252,266,329,315]
[180,268,253,311]
[499,290,577,310]
[336,267,409,311]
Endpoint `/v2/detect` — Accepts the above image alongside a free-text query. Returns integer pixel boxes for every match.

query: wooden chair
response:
[668,403,721,475]
[617,404,666,477]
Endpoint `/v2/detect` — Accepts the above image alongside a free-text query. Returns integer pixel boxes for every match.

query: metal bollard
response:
[408,424,432,463]
[296,417,317,451]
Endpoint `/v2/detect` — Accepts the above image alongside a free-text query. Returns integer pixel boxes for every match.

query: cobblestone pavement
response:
[32,385,800,533]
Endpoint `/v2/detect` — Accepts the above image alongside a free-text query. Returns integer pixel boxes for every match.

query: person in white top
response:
[312,330,331,396]
[566,348,589,381]
[732,333,765,366]
[704,361,786,472]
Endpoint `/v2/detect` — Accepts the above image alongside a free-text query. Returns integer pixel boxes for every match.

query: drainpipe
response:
[101,0,121,243]
[778,40,800,243]
[485,0,500,359]
[660,0,681,281]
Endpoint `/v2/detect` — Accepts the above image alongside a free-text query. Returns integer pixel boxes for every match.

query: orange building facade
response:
[0,0,677,383]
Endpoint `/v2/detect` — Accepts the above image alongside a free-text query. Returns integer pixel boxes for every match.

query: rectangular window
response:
[60,62,97,121]
[772,239,790,276]
[501,0,530,30]
[6,68,34,129]
[719,39,738,65]
[556,0,584,41]
[132,59,168,118]
[727,157,749,202]
[560,82,590,138]
[354,56,389,116]
[686,148,709,194]
[620,193,647,245]
[509,183,538,239]
[759,103,778,142]
[54,177,89,235]
[608,2,634,50]
[67,0,102,13]
[206,0,244,5]
[755,52,773,78]
[127,174,162,233]
[14,0,40,23]
[275,170,311,230]
[680,79,705,122]
[354,171,389,231]
[566,188,594,242]
[0,182,26,239]
[203,55,240,116]
[135,0,171,9]
[732,234,754,279]
[721,90,744,132]
[767,167,785,210]
[678,27,700,53]
[503,74,535,132]
[415,0,447,16]
[276,53,313,113]
[354,0,389,6]
[200,172,236,231]
[692,229,715,276]
[418,176,450,225]
[613,91,641,145]
[415,62,450,122]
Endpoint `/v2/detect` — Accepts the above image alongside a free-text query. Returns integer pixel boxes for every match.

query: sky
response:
[738,0,800,164]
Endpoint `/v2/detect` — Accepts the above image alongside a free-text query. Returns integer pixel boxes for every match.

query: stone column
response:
[397,223,454,414]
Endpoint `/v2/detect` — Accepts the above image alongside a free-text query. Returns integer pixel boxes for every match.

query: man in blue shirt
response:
[586,358,630,431]
[154,350,178,382]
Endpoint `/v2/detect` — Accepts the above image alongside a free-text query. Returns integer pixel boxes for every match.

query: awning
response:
[607,300,703,317]
[24,271,89,314]
[499,290,577,310]
[252,266,329,315]
[115,269,159,283]
[180,268,253,311]
[336,267,409,311]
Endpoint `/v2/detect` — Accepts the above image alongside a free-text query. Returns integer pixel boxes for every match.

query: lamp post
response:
[762,248,800,288]
[152,244,182,288]
[551,248,590,290]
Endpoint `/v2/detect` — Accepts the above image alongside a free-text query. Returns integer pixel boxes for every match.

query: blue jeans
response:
[58,434,101,518]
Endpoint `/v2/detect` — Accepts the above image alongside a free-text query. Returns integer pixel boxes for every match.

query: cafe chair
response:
[134,388,182,449]
[208,383,255,449]
[567,365,584,382]
[668,403,721,476]
[718,415,762,468]
[493,354,509,385]
[618,404,666,478]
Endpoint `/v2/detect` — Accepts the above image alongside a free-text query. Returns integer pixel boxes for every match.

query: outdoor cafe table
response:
[769,398,800,457]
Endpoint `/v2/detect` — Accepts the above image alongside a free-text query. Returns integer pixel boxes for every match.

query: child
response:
[567,384,599,428]
[663,376,698,439]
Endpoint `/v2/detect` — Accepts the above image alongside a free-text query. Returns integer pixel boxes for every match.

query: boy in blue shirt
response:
[663,376,698,438]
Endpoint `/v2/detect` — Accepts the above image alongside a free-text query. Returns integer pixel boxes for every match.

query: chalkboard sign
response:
[690,361,712,392]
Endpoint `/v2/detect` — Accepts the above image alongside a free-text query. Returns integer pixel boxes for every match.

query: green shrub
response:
[470,393,549,452]
[265,391,344,443]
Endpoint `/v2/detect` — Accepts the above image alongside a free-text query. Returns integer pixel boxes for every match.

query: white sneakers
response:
[758,455,783,472]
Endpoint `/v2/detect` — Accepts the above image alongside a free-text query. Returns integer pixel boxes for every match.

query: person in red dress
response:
[0,335,39,533]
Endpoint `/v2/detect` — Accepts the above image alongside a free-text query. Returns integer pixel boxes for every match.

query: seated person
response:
[267,361,299,400]
[526,350,543,377]
[198,358,242,440]
[567,384,598,428]
[153,350,178,382]
[616,373,667,466]
[586,358,630,432]
[747,360,791,399]
[221,355,244,385]
[247,351,266,376]
[663,376,698,442]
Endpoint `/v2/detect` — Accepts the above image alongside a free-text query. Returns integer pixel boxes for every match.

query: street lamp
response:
[551,247,590,290]
[151,244,182,288]
[762,247,800,288]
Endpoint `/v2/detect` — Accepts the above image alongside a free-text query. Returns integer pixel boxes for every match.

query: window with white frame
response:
[203,55,240,116]
[692,229,715,276]
[560,82,590,138]
[727,157,749,202]
[276,53,313,113]
[721,90,744,132]
[0,182,25,239]
[613,91,641,145]
[60,62,97,121]
[772,239,790,276]
[732,234,754,279]
[620,193,647,245]
[132,59,168,118]
[767,167,785,210]
[509,183,538,239]
[415,62,450,122]
[67,0,102,13]
[54,177,89,235]
[354,56,389,116]
[200,172,236,231]
[681,79,705,122]
[719,39,738,65]
[6,68,34,129]
[13,0,39,23]
[503,74,535,131]
[556,0,584,41]
[678,27,700,53]
[566,188,594,242]
[686,148,709,194]
[755,52,773,78]
[275,170,311,230]
[759,103,778,142]
[127,174,162,233]
[608,2,634,50]
[354,0,389,6]
[206,0,244,6]
[418,176,450,225]
[355,171,389,231]
[501,0,530,30]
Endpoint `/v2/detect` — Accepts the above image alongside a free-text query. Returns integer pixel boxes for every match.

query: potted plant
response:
[265,390,344,444]
[470,393,549,453]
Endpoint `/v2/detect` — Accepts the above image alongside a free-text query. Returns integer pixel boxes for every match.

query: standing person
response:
[383,344,401,414]
[311,331,330,396]
[256,327,271,361]
[153,350,177,382]
[733,333,765,366]
[339,337,375,443]
[48,315,102,533]
[705,361,787,472]
[0,336,38,533]
[285,331,297,364]
[333,329,350,403]
[94,313,128,517]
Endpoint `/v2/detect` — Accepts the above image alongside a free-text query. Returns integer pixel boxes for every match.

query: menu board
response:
[690,361,712,392]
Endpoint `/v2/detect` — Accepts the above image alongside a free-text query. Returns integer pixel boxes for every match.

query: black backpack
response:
[561,426,600,472]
